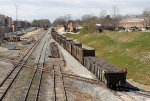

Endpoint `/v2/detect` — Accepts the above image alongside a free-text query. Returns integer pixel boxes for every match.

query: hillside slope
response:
[68,32,150,85]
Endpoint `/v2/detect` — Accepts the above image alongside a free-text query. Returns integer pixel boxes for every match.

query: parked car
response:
[141,28,146,31]
[16,31,22,35]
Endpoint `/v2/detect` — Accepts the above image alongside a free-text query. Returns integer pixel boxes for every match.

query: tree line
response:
[32,19,51,28]
[52,7,150,34]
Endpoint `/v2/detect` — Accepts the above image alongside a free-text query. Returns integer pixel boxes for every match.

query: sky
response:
[0,0,149,22]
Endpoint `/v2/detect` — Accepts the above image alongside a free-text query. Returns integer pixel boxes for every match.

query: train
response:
[51,29,127,89]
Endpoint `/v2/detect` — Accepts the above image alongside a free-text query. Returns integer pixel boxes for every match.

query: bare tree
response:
[81,14,98,24]
[111,5,120,28]
[32,19,51,28]
[81,14,92,23]
[99,10,107,25]
[52,17,66,26]
[143,8,150,28]
[63,14,72,21]
[80,14,99,34]
[74,19,82,26]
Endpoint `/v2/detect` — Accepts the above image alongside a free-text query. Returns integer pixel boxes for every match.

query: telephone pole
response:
[15,4,19,43]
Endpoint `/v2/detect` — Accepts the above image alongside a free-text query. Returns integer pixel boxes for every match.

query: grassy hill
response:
[67,32,150,85]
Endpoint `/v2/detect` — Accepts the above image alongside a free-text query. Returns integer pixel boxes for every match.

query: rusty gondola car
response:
[51,30,127,89]
[60,35,66,48]
[65,39,73,53]
[71,44,95,64]
[84,57,127,88]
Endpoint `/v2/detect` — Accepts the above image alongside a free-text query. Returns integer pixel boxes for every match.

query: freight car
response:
[64,38,72,53]
[65,40,82,55]
[60,35,67,48]
[51,30,127,89]
[59,36,95,64]
[84,57,127,89]
[71,44,95,64]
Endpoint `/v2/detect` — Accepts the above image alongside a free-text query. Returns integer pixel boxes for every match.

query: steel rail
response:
[0,31,46,100]
[53,65,68,101]
[24,32,49,101]
[36,35,50,101]
[0,31,44,87]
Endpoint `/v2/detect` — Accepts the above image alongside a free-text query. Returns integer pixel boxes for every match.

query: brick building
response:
[5,16,13,27]
[0,15,13,37]
[0,14,5,26]
[118,18,150,29]
[13,21,30,32]
[67,20,74,32]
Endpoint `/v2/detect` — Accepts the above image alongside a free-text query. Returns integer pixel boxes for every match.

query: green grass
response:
[67,31,150,85]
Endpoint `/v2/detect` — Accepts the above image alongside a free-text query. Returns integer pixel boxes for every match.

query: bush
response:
[88,20,96,33]
[80,24,89,34]
[80,20,96,34]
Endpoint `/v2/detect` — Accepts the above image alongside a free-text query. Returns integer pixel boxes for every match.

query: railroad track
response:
[112,91,134,101]
[53,65,68,101]
[121,86,150,98]
[113,90,150,101]
[63,73,150,100]
[0,30,46,100]
[111,85,150,101]
[134,91,150,98]
[23,31,50,101]
[62,73,136,101]
[62,73,105,86]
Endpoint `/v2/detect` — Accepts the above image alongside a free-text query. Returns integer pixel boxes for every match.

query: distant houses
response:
[0,15,13,37]
[67,20,74,32]
[13,21,30,32]
[0,14,31,38]
[118,17,150,30]
[0,14,6,26]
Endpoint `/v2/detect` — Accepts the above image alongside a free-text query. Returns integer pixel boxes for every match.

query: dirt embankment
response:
[21,29,42,39]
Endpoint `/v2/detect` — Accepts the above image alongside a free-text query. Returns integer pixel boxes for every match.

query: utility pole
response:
[15,4,19,44]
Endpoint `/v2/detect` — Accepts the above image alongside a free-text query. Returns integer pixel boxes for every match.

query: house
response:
[5,16,13,27]
[118,18,150,30]
[13,21,30,32]
[0,14,5,26]
[67,20,74,32]
[0,15,13,37]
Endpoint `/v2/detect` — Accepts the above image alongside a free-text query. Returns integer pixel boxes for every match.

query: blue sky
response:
[0,0,149,22]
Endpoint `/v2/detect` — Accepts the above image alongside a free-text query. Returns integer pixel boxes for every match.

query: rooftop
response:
[120,18,145,23]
